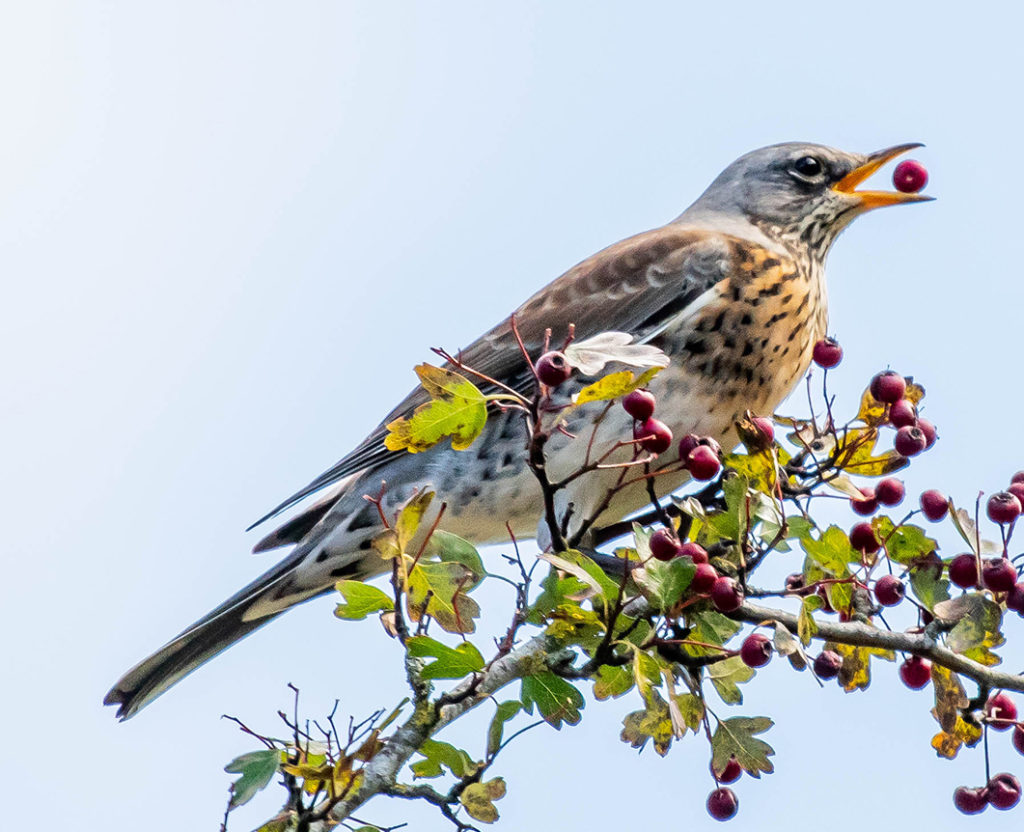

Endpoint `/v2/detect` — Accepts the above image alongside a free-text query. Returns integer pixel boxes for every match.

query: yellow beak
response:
[832,143,934,209]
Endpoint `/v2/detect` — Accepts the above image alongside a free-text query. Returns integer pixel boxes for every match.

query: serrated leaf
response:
[486,701,522,757]
[460,777,506,823]
[711,716,775,778]
[335,581,394,620]
[802,525,856,575]
[870,517,939,566]
[410,739,477,779]
[225,749,281,808]
[572,366,663,405]
[384,364,487,453]
[406,635,485,680]
[407,560,480,634]
[424,530,486,582]
[633,555,696,611]
[707,655,755,704]
[686,610,741,656]
[826,642,894,691]
[544,602,604,645]
[520,672,584,729]
[620,688,674,756]
[945,595,1004,665]
[931,720,984,759]
[593,664,635,700]
[563,331,670,376]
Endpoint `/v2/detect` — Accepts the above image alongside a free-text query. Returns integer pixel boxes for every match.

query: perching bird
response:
[106,142,930,719]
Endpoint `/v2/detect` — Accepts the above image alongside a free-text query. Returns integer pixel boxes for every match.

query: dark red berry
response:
[953,785,989,815]
[812,337,843,369]
[892,159,928,193]
[987,773,1022,810]
[750,416,775,446]
[894,425,927,457]
[874,574,905,607]
[986,692,1018,730]
[1012,725,1024,756]
[785,573,811,596]
[1013,470,1024,486]
[678,433,700,460]
[983,557,1018,593]
[875,478,905,507]
[706,787,738,821]
[634,418,673,454]
[649,529,681,562]
[899,655,931,689]
[987,491,1022,525]
[870,370,906,404]
[851,488,879,516]
[679,542,708,564]
[1008,482,1024,510]
[739,633,772,668]
[1007,582,1024,615]
[917,418,937,448]
[712,756,742,785]
[688,445,722,481]
[535,351,571,386]
[850,522,880,554]
[813,650,843,680]
[919,490,949,521]
[887,398,917,428]
[710,576,742,612]
[691,562,719,594]
[948,554,979,589]
[622,389,656,421]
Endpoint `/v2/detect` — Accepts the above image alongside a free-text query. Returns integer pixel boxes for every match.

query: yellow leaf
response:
[931,718,982,759]
[385,365,487,453]
[396,489,435,551]
[572,366,662,406]
[826,641,894,691]
[460,777,507,823]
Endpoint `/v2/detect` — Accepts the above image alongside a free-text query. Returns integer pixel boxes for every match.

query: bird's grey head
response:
[681,142,931,255]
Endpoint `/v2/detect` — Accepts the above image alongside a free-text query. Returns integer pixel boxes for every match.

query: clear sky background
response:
[4,2,1024,830]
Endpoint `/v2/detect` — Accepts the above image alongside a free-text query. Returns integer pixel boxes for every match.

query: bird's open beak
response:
[832,143,934,209]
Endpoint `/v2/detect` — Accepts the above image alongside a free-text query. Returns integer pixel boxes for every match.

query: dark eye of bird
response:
[792,156,823,178]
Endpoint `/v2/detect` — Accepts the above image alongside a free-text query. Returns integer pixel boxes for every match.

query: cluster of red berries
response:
[622,389,725,480]
[952,693,1023,813]
[648,529,743,612]
[871,369,936,457]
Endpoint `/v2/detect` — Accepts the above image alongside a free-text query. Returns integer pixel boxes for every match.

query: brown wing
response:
[247,225,738,531]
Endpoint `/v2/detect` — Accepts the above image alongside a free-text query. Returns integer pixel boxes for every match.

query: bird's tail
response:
[103,550,363,720]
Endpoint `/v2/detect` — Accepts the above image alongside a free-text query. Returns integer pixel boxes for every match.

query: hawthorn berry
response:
[987,491,1022,525]
[953,785,989,815]
[876,478,905,507]
[712,756,742,785]
[917,418,937,448]
[691,562,719,594]
[870,370,906,404]
[851,488,879,516]
[710,576,743,612]
[1007,582,1024,615]
[887,398,917,429]
[535,351,571,386]
[649,529,681,562]
[874,574,905,607]
[678,433,701,460]
[987,692,1019,730]
[948,553,979,589]
[706,787,739,821]
[894,425,927,457]
[1013,470,1024,486]
[679,542,709,564]
[987,773,1022,810]
[850,522,880,554]
[899,655,932,689]
[919,489,949,521]
[892,159,928,193]
[750,416,775,446]
[740,633,772,668]
[688,445,722,481]
[813,650,843,680]
[634,418,673,454]
[983,557,1018,593]
[785,573,811,596]
[1008,482,1024,510]
[1013,724,1024,756]
[622,389,656,422]
[812,337,843,369]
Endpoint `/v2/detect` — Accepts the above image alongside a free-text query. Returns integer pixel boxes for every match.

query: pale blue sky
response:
[4,2,1024,830]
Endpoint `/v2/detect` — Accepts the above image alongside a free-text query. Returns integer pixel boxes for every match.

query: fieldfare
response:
[106,141,931,718]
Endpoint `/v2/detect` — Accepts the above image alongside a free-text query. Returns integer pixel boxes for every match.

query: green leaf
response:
[539,549,620,601]
[410,739,477,779]
[711,716,775,778]
[528,567,589,623]
[520,672,584,729]
[798,594,823,646]
[908,561,950,611]
[406,635,485,680]
[672,692,705,734]
[593,664,634,700]
[225,749,280,808]
[945,594,1004,665]
[572,367,662,405]
[334,581,394,620]
[686,610,741,656]
[621,688,674,756]
[707,655,755,704]
[384,364,487,453]
[460,777,507,823]
[407,560,480,634]
[486,701,522,757]
[424,530,486,582]
[870,517,939,566]
[802,525,856,575]
[633,555,696,611]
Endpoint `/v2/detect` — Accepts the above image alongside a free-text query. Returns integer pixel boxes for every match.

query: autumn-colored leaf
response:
[826,641,894,691]
[460,777,507,823]
[621,689,674,756]
[711,716,775,778]
[407,560,480,634]
[384,364,487,453]
[572,366,663,405]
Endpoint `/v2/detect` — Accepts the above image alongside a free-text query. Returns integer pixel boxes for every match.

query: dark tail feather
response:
[104,554,326,720]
